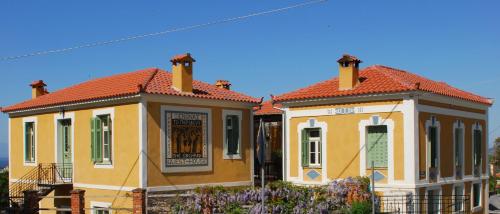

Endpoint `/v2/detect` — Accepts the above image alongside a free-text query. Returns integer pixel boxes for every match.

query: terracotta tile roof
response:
[254,100,283,115]
[273,65,492,105]
[2,68,260,112]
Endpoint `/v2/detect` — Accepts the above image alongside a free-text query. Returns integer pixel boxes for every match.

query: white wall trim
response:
[53,112,75,179]
[418,104,486,120]
[287,104,403,118]
[22,117,37,166]
[452,120,465,180]
[402,97,418,184]
[424,116,441,182]
[73,182,136,191]
[222,109,243,160]
[8,118,11,181]
[358,115,395,183]
[160,105,213,173]
[147,180,252,192]
[296,119,328,184]
[143,93,256,109]
[92,108,115,169]
[139,100,148,188]
[250,109,255,185]
[418,93,490,111]
[90,201,113,214]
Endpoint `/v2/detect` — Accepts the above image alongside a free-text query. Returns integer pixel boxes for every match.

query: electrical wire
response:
[0,0,327,61]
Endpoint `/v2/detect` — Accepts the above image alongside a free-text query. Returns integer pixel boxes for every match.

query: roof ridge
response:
[141,68,160,92]
[366,65,417,90]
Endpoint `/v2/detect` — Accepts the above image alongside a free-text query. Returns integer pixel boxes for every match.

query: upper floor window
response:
[91,114,112,165]
[473,122,482,176]
[427,116,439,182]
[24,122,36,163]
[223,110,242,159]
[366,125,388,168]
[454,120,464,178]
[301,128,321,167]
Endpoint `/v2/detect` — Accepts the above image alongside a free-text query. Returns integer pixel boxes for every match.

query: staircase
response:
[9,163,72,208]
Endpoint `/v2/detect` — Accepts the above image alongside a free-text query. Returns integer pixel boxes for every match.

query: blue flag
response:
[256,119,266,165]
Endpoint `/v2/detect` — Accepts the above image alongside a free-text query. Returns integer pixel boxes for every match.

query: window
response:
[91,114,112,164]
[91,202,111,214]
[301,128,321,167]
[93,207,110,214]
[454,121,464,178]
[454,185,464,212]
[24,122,36,163]
[428,126,438,169]
[473,127,482,176]
[427,189,440,214]
[366,125,388,168]
[223,110,241,159]
[472,183,481,208]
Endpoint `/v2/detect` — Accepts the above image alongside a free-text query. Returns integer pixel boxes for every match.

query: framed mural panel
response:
[160,105,212,173]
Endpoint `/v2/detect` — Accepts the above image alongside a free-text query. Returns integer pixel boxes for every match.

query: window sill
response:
[94,163,113,169]
[223,154,242,160]
[471,206,482,213]
[304,165,322,169]
[23,162,37,167]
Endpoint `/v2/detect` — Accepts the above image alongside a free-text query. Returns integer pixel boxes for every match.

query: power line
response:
[0,0,327,61]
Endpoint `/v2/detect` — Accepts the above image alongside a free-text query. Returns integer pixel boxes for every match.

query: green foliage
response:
[348,201,372,214]
[0,169,9,208]
[224,202,244,214]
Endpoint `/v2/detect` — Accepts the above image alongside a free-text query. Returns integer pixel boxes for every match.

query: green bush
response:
[348,201,372,214]
[0,169,8,208]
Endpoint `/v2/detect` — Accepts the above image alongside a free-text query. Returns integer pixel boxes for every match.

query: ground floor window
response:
[453,185,464,212]
[472,183,481,208]
[301,128,321,167]
[91,202,111,214]
[427,189,440,214]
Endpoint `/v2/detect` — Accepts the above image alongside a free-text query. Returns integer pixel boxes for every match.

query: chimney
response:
[30,80,48,99]
[337,54,362,90]
[215,80,231,90]
[170,53,195,93]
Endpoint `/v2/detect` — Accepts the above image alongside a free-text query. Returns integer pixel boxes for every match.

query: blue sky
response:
[0,0,499,158]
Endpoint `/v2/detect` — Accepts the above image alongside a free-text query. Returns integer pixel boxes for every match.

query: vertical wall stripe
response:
[139,100,148,188]
[403,97,418,184]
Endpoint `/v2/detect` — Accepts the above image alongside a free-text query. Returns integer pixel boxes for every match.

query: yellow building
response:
[2,53,260,212]
[273,54,493,213]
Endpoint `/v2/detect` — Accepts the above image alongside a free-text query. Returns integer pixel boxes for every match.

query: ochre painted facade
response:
[146,102,252,187]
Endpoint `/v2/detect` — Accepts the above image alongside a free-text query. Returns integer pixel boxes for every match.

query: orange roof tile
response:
[273,65,492,105]
[254,100,283,115]
[2,68,260,112]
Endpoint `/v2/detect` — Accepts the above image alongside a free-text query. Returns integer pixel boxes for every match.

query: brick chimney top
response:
[215,80,231,90]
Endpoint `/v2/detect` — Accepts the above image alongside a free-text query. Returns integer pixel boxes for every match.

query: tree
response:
[0,169,8,209]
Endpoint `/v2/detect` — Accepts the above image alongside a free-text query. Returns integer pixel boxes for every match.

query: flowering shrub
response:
[168,177,372,214]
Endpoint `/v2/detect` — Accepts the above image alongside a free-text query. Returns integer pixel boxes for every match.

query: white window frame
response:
[359,115,394,183]
[92,108,115,169]
[23,117,37,166]
[307,132,321,167]
[297,119,328,184]
[425,116,440,182]
[453,120,464,179]
[472,122,483,176]
[471,181,482,212]
[452,183,465,213]
[425,186,442,214]
[91,201,112,214]
[222,109,242,160]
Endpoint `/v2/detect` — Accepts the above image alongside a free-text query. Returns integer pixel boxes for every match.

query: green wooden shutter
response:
[95,117,103,162]
[367,126,388,168]
[105,115,112,160]
[301,129,309,167]
[91,118,96,162]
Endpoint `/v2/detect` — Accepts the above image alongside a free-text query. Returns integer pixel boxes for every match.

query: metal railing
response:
[377,194,470,214]
[8,163,73,207]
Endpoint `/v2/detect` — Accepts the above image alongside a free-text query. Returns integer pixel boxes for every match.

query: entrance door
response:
[58,119,72,179]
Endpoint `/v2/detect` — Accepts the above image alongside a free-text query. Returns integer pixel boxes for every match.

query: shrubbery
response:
[169,177,372,214]
[0,169,8,209]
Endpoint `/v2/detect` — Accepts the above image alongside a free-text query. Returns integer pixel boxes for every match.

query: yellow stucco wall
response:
[418,111,487,179]
[288,100,405,182]
[9,103,140,188]
[146,102,252,187]
[81,188,133,214]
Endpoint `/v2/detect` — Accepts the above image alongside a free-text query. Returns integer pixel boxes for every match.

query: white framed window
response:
[301,128,321,167]
[471,182,482,211]
[222,110,242,159]
[472,122,482,177]
[366,125,388,168]
[426,187,441,214]
[23,117,37,166]
[91,201,111,214]
[453,120,464,179]
[425,116,440,181]
[453,184,464,213]
[91,108,114,168]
